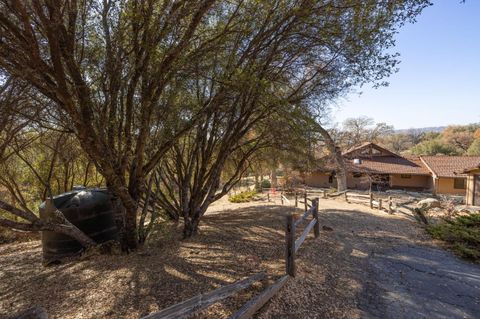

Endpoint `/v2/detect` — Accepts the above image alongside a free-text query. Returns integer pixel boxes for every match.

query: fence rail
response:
[285,197,319,277]
[143,192,322,319]
[142,273,265,319]
[292,187,396,214]
[229,275,289,319]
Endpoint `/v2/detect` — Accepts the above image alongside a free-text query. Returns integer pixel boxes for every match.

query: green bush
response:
[427,214,480,262]
[229,190,258,203]
[260,180,271,189]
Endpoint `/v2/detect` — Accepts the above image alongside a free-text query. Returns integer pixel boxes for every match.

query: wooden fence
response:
[141,194,321,319]
[344,191,394,213]
[285,198,319,277]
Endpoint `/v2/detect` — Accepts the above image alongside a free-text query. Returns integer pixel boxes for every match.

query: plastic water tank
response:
[39,187,119,263]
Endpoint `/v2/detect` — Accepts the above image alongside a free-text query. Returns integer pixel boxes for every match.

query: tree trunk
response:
[317,125,348,192]
[0,199,96,249]
[271,169,277,188]
[183,216,200,238]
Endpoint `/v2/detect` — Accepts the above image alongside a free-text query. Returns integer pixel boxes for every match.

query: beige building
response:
[464,166,480,206]
[305,143,480,199]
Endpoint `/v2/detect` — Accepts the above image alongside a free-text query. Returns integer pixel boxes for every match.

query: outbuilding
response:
[464,166,480,206]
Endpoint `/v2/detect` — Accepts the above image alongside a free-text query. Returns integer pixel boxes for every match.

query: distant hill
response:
[395,126,446,134]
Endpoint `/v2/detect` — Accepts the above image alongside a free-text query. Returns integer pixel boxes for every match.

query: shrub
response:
[427,214,480,262]
[260,180,271,189]
[229,190,258,203]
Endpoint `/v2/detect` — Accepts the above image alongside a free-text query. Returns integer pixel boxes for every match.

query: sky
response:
[333,0,480,130]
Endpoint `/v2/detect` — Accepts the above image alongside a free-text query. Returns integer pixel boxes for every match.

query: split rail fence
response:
[141,194,321,319]
[288,188,396,214]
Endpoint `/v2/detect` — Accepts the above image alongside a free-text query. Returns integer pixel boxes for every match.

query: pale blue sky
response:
[333,0,480,130]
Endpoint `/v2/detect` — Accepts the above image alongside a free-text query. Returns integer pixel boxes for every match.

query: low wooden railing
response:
[285,198,319,277]
[142,195,321,319]
[344,191,394,213]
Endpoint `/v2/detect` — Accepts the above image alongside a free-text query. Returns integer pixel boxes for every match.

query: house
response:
[464,165,480,206]
[305,142,480,197]
[420,156,480,195]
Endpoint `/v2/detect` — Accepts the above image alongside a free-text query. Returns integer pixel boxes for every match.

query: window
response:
[454,178,466,190]
[328,175,333,184]
[400,174,412,179]
[352,172,363,178]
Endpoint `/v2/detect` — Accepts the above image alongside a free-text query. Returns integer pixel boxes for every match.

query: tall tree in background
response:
[341,117,394,148]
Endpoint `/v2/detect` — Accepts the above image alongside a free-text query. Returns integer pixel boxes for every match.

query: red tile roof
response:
[420,156,480,178]
[345,156,430,175]
[314,143,480,178]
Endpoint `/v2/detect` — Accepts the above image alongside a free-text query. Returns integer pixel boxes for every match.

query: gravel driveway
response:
[362,245,480,319]
[260,199,480,319]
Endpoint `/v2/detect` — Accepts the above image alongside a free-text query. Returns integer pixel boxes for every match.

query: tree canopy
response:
[0,0,432,247]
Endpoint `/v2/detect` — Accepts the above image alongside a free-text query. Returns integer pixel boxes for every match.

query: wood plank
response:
[294,218,317,253]
[142,273,266,319]
[294,209,311,227]
[298,201,312,209]
[285,215,296,277]
[347,198,369,203]
[347,193,370,198]
[312,199,319,238]
[303,192,307,212]
[229,275,290,319]
[327,190,348,198]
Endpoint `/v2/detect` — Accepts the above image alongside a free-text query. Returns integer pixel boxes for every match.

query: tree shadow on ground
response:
[5,202,473,319]
[0,203,297,319]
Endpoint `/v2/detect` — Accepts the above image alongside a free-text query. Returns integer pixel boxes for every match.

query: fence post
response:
[295,192,298,207]
[388,196,393,213]
[267,193,270,202]
[323,190,327,199]
[281,192,284,205]
[369,193,373,209]
[379,198,383,211]
[285,214,296,277]
[304,191,307,212]
[313,198,320,238]
[344,191,348,203]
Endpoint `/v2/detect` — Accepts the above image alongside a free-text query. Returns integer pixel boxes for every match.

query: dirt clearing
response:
[1,197,478,318]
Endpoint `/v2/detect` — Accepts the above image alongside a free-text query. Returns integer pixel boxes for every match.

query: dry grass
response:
[0,196,430,319]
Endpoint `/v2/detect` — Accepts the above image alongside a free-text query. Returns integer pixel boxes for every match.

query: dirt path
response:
[259,199,480,319]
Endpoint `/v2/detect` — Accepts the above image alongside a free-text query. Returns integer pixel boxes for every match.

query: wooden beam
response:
[294,218,317,253]
[285,214,296,277]
[312,198,319,238]
[304,191,307,212]
[141,273,266,319]
[229,275,290,319]
[294,209,311,228]
[347,193,370,199]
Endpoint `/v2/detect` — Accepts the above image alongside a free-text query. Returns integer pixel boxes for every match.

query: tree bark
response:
[317,125,348,191]
[0,198,96,249]
[271,169,277,188]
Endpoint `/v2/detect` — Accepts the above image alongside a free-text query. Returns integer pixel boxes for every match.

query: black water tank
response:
[39,187,119,263]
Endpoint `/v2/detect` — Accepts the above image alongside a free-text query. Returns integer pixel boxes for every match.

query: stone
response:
[416,198,441,209]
